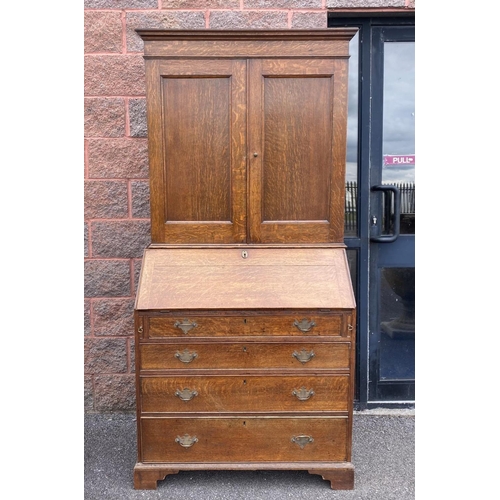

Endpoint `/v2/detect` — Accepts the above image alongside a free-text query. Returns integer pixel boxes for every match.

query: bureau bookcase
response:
[133,29,357,490]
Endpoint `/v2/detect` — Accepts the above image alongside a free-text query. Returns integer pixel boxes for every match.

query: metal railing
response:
[345,182,415,233]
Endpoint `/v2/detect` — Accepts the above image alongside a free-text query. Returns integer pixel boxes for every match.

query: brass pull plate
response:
[291,435,314,449]
[175,388,198,401]
[292,349,315,364]
[174,319,198,334]
[292,387,315,401]
[293,318,316,332]
[175,349,198,364]
[175,434,198,448]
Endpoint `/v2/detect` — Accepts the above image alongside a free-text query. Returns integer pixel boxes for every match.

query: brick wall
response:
[83,0,415,413]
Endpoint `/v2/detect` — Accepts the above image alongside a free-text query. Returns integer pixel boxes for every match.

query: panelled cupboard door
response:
[248,59,349,243]
[143,37,351,245]
[145,59,247,244]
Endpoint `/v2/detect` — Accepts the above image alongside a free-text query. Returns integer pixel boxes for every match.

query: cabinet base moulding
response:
[133,462,354,490]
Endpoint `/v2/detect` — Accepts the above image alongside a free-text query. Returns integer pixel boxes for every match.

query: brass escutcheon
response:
[175,349,198,364]
[292,387,315,401]
[292,349,315,364]
[174,319,198,334]
[291,435,314,449]
[175,388,198,402]
[293,318,316,332]
[175,434,198,448]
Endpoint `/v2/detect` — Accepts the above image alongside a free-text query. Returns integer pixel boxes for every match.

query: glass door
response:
[369,27,415,402]
[329,14,415,408]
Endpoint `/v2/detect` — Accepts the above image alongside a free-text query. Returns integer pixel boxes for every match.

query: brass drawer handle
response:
[175,349,198,364]
[292,387,315,401]
[175,388,198,402]
[291,435,314,449]
[292,349,315,364]
[175,434,198,448]
[174,319,198,334]
[293,318,316,332]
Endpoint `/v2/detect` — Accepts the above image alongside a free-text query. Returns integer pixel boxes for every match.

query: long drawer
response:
[139,342,350,371]
[144,314,344,339]
[140,416,348,463]
[140,374,350,413]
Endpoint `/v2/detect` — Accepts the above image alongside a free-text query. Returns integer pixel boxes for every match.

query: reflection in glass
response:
[382,41,415,236]
[344,32,359,236]
[379,267,415,381]
[346,249,357,297]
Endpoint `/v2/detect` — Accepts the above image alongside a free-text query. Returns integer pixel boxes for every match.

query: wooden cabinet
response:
[140,29,355,245]
[134,247,356,489]
[134,30,357,490]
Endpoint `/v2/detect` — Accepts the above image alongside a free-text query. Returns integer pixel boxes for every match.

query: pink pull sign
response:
[384,155,415,166]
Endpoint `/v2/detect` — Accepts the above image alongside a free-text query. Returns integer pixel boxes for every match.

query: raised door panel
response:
[248,59,349,243]
[145,59,247,244]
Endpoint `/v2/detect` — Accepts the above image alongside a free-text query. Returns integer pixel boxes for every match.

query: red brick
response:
[85,338,128,374]
[88,138,149,179]
[85,180,129,219]
[209,10,288,29]
[84,98,125,138]
[133,258,143,294]
[91,221,151,258]
[326,0,405,7]
[84,222,89,257]
[126,11,206,52]
[85,299,91,336]
[85,376,94,411]
[129,99,147,138]
[84,260,131,297]
[85,0,157,7]
[84,11,122,54]
[94,375,136,412]
[291,11,326,28]
[161,0,239,7]
[92,298,135,336]
[131,181,150,218]
[245,0,321,8]
[85,55,146,96]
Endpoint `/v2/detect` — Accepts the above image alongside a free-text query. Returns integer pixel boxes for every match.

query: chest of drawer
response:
[139,341,351,371]
[142,313,346,339]
[140,374,350,413]
[140,416,349,463]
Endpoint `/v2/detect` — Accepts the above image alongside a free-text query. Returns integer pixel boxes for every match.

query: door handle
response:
[371,184,401,242]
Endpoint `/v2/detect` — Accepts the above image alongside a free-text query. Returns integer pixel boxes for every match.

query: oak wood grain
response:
[140,374,349,413]
[139,341,350,370]
[135,247,355,310]
[140,416,348,463]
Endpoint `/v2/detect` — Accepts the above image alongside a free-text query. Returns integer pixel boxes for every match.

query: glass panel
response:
[382,41,415,235]
[344,32,359,236]
[346,248,357,297]
[379,267,415,381]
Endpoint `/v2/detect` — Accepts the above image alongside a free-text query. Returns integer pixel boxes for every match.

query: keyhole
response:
[241,250,248,259]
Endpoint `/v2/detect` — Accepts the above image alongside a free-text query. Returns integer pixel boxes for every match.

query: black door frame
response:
[328,13,415,410]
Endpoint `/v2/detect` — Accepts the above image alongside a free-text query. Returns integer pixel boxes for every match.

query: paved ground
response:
[84,409,414,500]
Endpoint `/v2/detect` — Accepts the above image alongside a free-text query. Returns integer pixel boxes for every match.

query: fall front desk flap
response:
[135,247,355,311]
